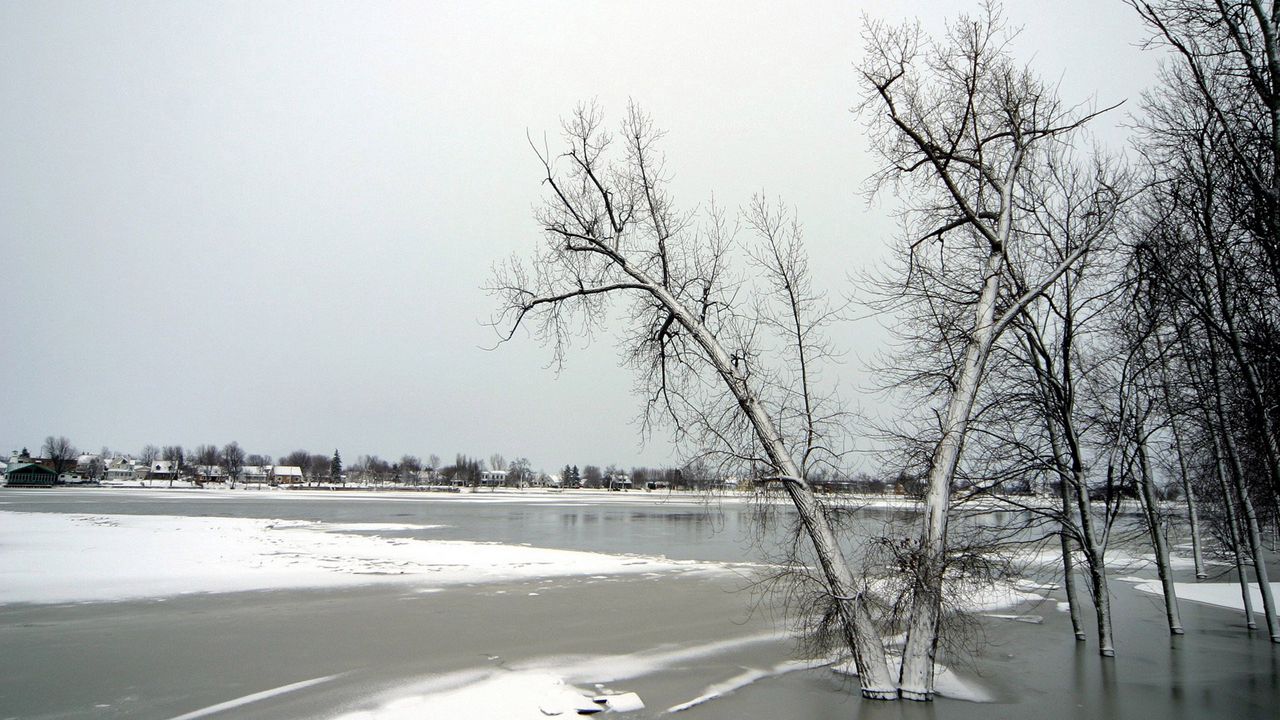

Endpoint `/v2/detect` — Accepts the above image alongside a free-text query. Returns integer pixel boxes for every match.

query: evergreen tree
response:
[330,449,343,484]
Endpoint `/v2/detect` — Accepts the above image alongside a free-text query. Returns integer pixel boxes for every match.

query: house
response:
[146,460,178,482]
[479,469,508,487]
[4,462,57,487]
[192,465,225,483]
[104,458,138,483]
[272,466,304,484]
[605,473,632,491]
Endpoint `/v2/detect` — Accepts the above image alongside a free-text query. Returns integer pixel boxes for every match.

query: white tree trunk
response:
[1135,433,1183,635]
[1060,523,1086,642]
[1167,415,1206,578]
[1206,337,1280,640]
[1211,439,1257,628]
[898,250,1003,701]
[647,282,899,697]
[1220,426,1280,641]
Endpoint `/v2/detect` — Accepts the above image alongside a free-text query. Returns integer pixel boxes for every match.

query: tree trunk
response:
[1026,320,1102,648]
[1060,524,1086,642]
[1135,431,1184,635]
[1211,435,1258,629]
[650,282,899,698]
[1166,412,1206,578]
[898,250,1003,701]
[1219,425,1279,640]
[1207,332,1280,641]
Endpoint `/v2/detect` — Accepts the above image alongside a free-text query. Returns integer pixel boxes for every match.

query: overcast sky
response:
[1,1,1159,471]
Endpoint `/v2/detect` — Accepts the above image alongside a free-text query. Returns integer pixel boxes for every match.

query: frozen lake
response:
[1,487,1277,719]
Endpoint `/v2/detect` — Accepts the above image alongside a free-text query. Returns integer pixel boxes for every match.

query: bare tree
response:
[490,102,897,697]
[856,6,1123,698]
[220,442,245,488]
[140,444,160,468]
[192,444,220,483]
[162,445,184,487]
[400,454,423,483]
[42,435,77,477]
[1126,6,1280,640]
[996,151,1131,655]
[1098,285,1184,636]
[508,457,533,487]
[307,453,330,484]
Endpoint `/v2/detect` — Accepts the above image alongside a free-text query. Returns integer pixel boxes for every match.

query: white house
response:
[104,457,138,483]
[272,465,304,484]
[146,460,178,481]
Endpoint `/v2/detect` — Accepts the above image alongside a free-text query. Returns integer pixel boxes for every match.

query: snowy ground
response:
[0,510,727,605]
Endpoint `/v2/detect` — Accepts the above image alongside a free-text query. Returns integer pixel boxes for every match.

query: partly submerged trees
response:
[855,7,1125,698]
[1129,0,1280,642]
[490,103,898,697]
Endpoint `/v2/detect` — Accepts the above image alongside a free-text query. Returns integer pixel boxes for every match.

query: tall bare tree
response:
[1127,1,1280,640]
[220,442,245,488]
[490,102,898,697]
[856,6,1124,698]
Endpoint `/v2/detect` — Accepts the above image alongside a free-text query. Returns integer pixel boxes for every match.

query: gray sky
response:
[1,1,1157,471]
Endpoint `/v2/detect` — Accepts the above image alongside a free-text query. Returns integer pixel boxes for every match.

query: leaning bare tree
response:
[856,6,1124,699]
[489,102,898,698]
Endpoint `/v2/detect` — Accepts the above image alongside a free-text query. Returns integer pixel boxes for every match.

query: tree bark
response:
[1135,429,1184,635]
[644,278,899,697]
[1207,337,1280,641]
[898,249,1003,701]
[1211,433,1258,629]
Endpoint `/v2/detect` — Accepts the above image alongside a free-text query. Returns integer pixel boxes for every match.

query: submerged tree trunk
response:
[653,283,899,698]
[898,250,1003,701]
[1060,515,1086,642]
[1135,431,1184,635]
[1036,350,1086,642]
[1211,436,1258,629]
[1167,413,1206,578]
[1206,335,1280,641]
[1220,425,1279,640]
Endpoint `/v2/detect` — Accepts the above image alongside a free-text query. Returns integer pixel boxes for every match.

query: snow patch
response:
[1132,581,1280,616]
[832,658,994,703]
[330,634,785,719]
[330,671,644,719]
[954,580,1045,612]
[0,511,726,605]
[667,659,823,713]
[168,675,341,720]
